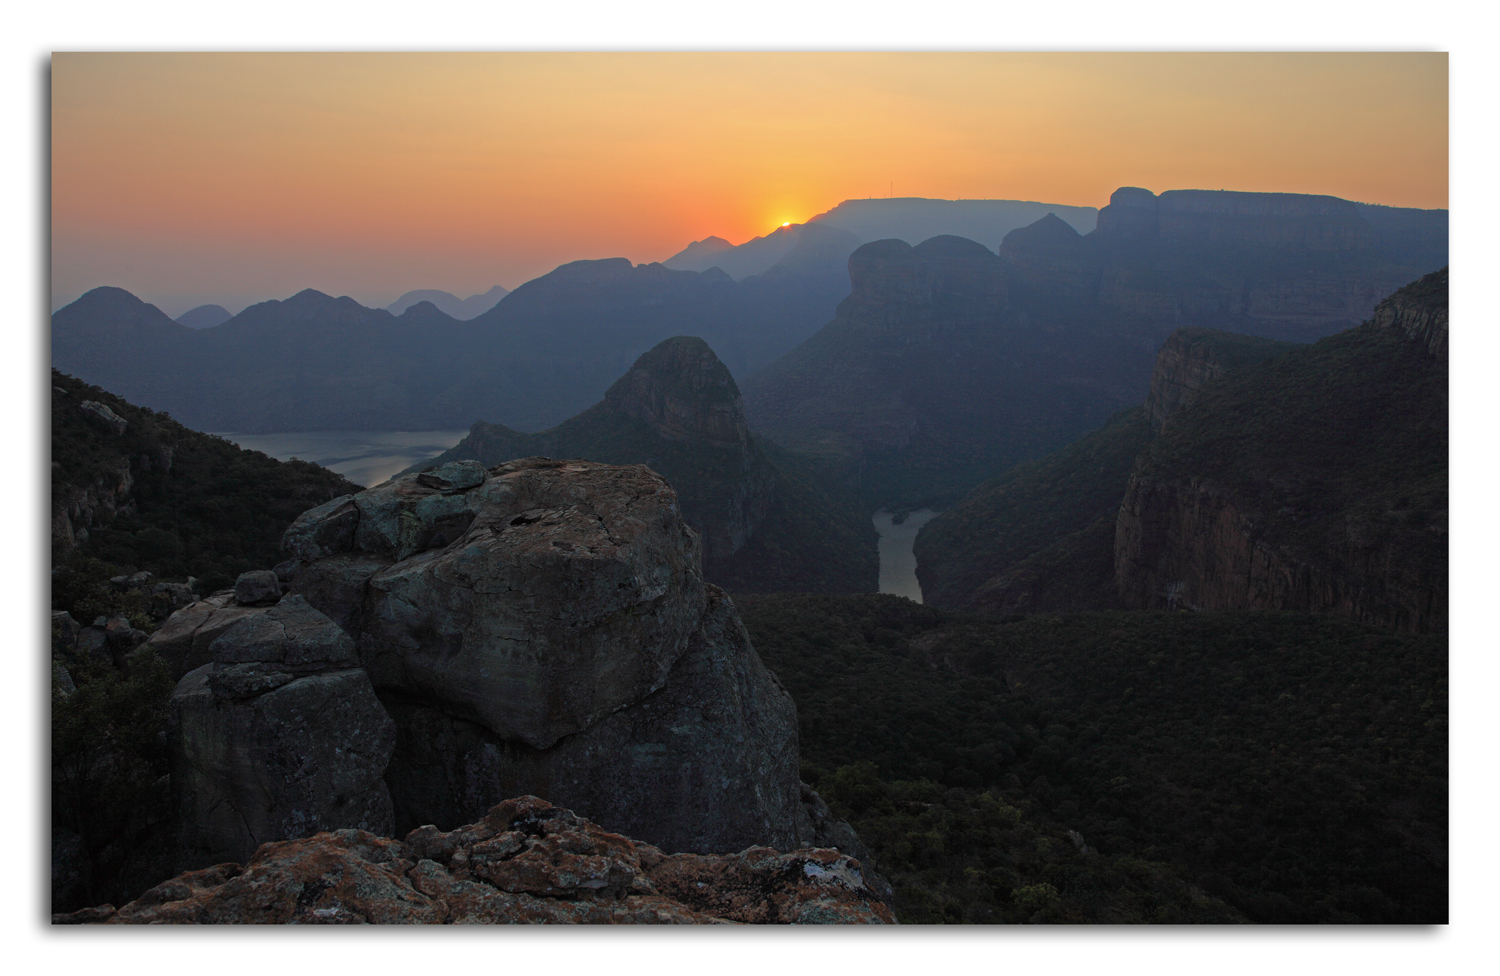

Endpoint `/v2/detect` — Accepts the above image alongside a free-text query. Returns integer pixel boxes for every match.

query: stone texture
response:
[171,663,396,869]
[232,569,282,605]
[380,585,805,855]
[281,494,359,561]
[327,458,708,750]
[205,593,359,673]
[139,597,264,680]
[72,796,893,925]
[279,457,817,858]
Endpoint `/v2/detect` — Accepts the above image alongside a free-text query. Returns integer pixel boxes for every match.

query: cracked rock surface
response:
[62,796,894,925]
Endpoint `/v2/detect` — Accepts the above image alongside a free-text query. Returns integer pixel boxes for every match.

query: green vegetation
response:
[1139,320,1447,587]
[52,639,177,910]
[52,370,361,911]
[52,368,360,599]
[913,406,1153,610]
[739,594,1447,924]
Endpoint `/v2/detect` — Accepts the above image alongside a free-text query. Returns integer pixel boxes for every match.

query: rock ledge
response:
[57,796,894,925]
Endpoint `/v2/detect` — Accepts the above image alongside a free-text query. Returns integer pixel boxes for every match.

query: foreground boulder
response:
[273,457,827,857]
[60,797,894,925]
[170,594,396,867]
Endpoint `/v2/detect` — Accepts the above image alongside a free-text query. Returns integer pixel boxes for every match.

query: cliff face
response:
[1097,187,1375,251]
[1114,270,1448,633]
[603,335,750,450]
[914,271,1443,627]
[50,369,357,581]
[1113,475,1445,632]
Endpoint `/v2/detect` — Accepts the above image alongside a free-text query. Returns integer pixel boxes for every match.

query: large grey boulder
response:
[279,457,813,856]
[171,666,395,869]
[168,596,395,869]
[380,585,804,854]
[289,457,706,750]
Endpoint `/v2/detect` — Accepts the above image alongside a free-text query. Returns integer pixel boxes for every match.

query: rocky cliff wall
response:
[1373,267,1448,360]
[1114,273,1447,633]
[1113,475,1446,633]
[843,235,1006,339]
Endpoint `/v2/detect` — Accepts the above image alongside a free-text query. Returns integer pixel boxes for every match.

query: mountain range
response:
[385,284,510,320]
[742,188,1447,509]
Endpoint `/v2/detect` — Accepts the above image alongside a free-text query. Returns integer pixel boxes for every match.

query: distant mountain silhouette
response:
[386,284,509,320]
[52,251,851,434]
[663,223,859,281]
[175,304,233,329]
[808,197,1098,249]
[662,235,732,269]
[404,335,876,594]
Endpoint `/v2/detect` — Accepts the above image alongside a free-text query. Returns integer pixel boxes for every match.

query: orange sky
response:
[51,52,1448,316]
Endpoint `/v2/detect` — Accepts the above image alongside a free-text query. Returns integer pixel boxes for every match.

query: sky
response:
[51,51,1449,317]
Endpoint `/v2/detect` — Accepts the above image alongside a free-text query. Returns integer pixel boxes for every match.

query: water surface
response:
[211,430,470,487]
[872,508,941,603]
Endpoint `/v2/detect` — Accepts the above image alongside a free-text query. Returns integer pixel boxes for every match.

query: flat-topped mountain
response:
[1004,186,1447,342]
[808,196,1098,246]
[406,336,876,595]
[744,188,1445,509]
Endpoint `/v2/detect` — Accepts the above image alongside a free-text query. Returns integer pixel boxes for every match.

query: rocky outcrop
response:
[1113,475,1445,632]
[271,457,829,856]
[170,594,396,867]
[1373,267,1448,360]
[997,212,1094,304]
[60,796,894,924]
[78,399,127,435]
[603,336,750,450]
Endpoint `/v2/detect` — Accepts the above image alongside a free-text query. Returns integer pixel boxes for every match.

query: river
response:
[210,430,471,488]
[872,508,941,603]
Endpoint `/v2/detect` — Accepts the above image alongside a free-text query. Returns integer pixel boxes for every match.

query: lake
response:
[210,430,471,488]
[872,508,941,603]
